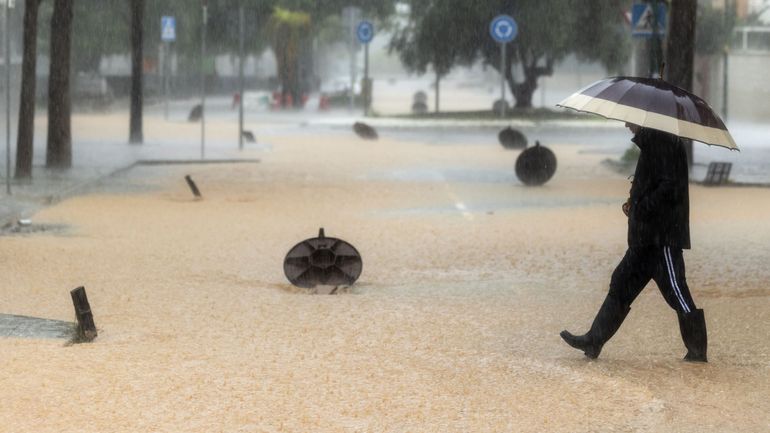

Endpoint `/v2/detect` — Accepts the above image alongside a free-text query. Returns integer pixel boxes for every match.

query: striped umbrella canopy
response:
[557,76,738,150]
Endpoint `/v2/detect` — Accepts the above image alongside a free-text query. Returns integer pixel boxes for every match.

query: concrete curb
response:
[0,158,261,230]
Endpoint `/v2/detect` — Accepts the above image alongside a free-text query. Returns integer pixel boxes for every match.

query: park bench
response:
[702,162,732,186]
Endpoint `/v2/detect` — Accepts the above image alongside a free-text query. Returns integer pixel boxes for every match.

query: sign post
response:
[238,6,244,150]
[161,16,175,120]
[200,1,207,159]
[357,20,374,116]
[489,14,518,118]
[342,7,361,111]
[631,1,667,77]
[4,0,13,195]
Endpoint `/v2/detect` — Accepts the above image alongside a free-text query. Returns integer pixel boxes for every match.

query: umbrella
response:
[557,76,738,150]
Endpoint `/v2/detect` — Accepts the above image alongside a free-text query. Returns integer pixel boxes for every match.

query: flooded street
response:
[1,114,768,432]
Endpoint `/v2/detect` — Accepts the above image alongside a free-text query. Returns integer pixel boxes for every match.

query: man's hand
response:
[622,199,630,217]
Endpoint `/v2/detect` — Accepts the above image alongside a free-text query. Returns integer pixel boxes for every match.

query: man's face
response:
[625,122,641,135]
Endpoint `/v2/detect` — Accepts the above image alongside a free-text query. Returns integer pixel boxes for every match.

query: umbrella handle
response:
[659,62,665,80]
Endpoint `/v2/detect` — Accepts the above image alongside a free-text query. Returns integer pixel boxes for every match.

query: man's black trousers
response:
[608,246,697,314]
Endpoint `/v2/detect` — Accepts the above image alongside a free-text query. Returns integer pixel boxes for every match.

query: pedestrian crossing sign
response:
[161,16,176,42]
[631,2,667,38]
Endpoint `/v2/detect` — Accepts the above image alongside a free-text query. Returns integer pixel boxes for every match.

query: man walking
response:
[560,123,708,362]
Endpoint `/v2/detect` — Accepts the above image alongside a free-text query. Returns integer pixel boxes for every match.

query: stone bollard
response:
[413,91,428,104]
[411,101,428,114]
[353,122,378,140]
[492,99,510,116]
[411,91,429,114]
[188,104,203,122]
[515,141,557,186]
[498,127,527,150]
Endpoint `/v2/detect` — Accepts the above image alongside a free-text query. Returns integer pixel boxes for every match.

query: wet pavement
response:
[0,314,74,339]
[2,97,766,231]
[0,108,768,432]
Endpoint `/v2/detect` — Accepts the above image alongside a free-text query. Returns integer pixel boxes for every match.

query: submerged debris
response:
[283,228,363,290]
[1,220,68,235]
[353,122,378,140]
[498,127,528,150]
[241,130,256,143]
[188,104,203,122]
[185,175,203,199]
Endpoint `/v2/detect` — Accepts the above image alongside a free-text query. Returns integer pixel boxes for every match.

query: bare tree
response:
[129,0,144,144]
[46,0,73,169]
[15,0,43,179]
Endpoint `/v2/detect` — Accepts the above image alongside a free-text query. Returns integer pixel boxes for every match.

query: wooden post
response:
[185,175,202,198]
[70,286,97,342]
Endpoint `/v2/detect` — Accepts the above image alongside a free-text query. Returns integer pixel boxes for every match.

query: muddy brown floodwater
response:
[1,119,768,432]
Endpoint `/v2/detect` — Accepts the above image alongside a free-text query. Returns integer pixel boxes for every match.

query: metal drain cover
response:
[283,228,362,288]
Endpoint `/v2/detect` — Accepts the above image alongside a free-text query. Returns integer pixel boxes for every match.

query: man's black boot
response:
[560,295,630,359]
[678,309,708,362]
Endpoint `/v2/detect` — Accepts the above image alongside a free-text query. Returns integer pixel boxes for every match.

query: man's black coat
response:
[628,128,691,249]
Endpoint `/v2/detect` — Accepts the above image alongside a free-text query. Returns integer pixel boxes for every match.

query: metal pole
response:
[650,0,661,77]
[163,42,169,120]
[363,42,369,116]
[348,14,355,111]
[238,5,244,150]
[722,46,728,121]
[721,1,730,121]
[500,42,506,118]
[5,0,10,195]
[200,3,207,159]
[435,70,439,113]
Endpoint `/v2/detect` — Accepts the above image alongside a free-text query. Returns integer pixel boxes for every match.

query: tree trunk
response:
[665,0,697,167]
[277,41,301,109]
[15,0,42,179]
[46,0,73,169]
[512,71,538,109]
[507,49,553,109]
[129,0,144,143]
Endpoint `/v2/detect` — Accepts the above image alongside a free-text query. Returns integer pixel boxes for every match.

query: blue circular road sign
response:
[489,15,518,43]
[357,20,374,44]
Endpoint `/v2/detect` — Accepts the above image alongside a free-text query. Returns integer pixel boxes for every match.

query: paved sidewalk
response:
[0,107,266,226]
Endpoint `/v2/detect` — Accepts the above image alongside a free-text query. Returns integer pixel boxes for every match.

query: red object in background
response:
[269,92,309,109]
[271,91,282,110]
[232,92,241,109]
[319,94,330,110]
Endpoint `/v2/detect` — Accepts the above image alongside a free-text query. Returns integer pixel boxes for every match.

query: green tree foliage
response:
[695,1,735,56]
[390,1,475,78]
[267,7,311,107]
[392,0,630,109]
[59,0,395,74]
[40,0,397,107]
[263,0,397,106]
[71,0,127,72]
[43,0,275,73]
